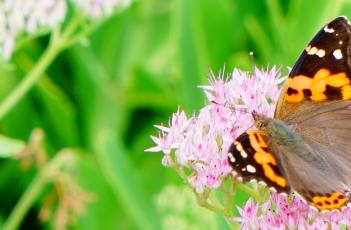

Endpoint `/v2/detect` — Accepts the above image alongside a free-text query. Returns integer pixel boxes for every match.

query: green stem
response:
[236,183,261,201]
[0,42,61,120]
[0,14,98,121]
[15,29,52,52]
[208,192,224,210]
[195,191,225,215]
[2,170,47,230]
[3,151,72,230]
[221,181,234,216]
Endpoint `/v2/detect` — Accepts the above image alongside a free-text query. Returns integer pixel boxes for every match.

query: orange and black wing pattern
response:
[228,130,350,211]
[228,130,289,193]
[229,17,351,212]
[275,17,351,119]
[299,190,349,211]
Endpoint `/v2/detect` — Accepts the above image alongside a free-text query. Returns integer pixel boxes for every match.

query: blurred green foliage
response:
[0,0,350,229]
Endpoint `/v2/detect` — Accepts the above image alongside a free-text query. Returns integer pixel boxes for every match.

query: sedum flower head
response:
[147,67,281,193]
[148,67,351,228]
[0,0,67,60]
[0,0,130,60]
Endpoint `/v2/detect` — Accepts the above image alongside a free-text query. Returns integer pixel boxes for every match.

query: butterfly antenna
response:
[210,100,251,114]
[210,100,256,133]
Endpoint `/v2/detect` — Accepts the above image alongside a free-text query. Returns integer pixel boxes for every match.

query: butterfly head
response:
[252,110,270,131]
[252,110,299,149]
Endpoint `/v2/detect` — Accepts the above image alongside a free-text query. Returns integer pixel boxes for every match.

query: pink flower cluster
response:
[147,68,281,193]
[148,67,351,228]
[236,192,351,229]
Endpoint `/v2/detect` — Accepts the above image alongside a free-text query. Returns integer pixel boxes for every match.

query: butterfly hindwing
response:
[270,133,351,211]
[229,127,351,211]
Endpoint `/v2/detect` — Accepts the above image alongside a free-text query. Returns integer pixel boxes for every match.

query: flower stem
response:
[2,170,48,230]
[195,191,225,215]
[3,151,73,230]
[0,13,96,121]
[0,40,61,120]
[221,181,234,216]
[236,183,261,201]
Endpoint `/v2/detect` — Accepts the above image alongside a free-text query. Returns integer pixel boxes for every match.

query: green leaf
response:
[34,76,79,147]
[0,135,25,158]
[94,131,161,230]
[171,0,205,111]
[74,154,134,229]
[69,45,161,229]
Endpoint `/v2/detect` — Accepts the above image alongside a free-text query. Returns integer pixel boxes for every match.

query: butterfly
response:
[228,16,351,211]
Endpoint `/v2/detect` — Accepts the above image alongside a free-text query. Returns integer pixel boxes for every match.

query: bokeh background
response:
[1,0,351,229]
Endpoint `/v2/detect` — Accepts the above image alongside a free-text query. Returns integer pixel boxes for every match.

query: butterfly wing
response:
[228,123,351,211]
[272,16,351,210]
[228,130,290,193]
[275,16,351,120]
[229,17,351,211]
[270,137,351,211]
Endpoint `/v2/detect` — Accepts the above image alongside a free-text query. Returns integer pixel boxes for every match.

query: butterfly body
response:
[254,114,300,150]
[228,16,351,211]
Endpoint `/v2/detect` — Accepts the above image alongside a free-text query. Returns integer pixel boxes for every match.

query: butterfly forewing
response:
[289,17,351,79]
[275,16,351,120]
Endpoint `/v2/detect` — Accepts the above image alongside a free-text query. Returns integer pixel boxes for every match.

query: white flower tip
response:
[150,135,162,145]
[144,146,161,152]
[198,85,214,91]
[154,125,169,132]
[278,75,288,85]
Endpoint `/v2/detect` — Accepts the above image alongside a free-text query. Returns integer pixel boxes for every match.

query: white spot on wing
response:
[339,41,343,45]
[307,46,326,58]
[324,25,335,33]
[333,49,343,59]
[240,150,248,158]
[316,49,325,57]
[308,46,318,55]
[246,164,256,173]
[235,142,243,152]
[228,152,236,163]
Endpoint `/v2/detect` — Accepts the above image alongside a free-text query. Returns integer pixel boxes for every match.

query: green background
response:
[0,0,350,229]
